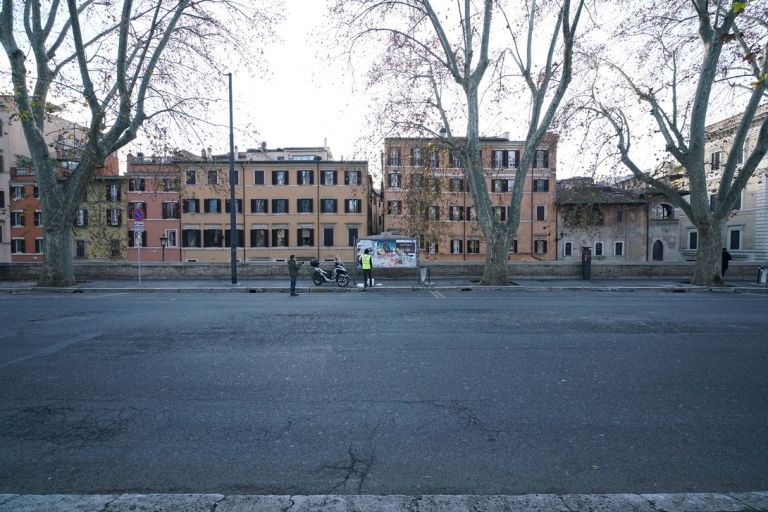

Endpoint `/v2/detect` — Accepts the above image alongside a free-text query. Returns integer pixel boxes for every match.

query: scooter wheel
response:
[313,277,324,285]
[336,274,350,287]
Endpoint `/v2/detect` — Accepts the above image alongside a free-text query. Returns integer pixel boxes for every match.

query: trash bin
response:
[758,266,768,285]
[581,247,592,280]
[418,265,431,285]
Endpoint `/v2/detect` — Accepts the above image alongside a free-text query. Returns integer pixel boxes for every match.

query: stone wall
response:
[0,260,760,281]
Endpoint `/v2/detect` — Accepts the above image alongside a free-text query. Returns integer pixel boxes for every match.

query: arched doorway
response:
[652,240,664,261]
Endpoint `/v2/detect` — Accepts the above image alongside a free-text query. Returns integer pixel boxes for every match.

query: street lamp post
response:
[159,235,168,262]
[227,72,238,285]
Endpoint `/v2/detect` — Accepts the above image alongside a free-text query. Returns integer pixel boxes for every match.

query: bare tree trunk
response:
[39,222,75,287]
[481,227,510,285]
[692,221,724,287]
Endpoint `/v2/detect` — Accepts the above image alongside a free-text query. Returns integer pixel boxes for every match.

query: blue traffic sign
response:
[133,209,145,221]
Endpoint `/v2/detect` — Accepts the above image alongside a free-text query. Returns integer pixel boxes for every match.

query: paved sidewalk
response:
[1,276,767,294]
[1,492,767,511]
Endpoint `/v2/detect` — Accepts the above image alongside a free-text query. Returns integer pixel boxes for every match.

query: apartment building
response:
[382,134,558,261]
[178,150,374,262]
[676,107,768,261]
[125,153,184,262]
[72,174,128,260]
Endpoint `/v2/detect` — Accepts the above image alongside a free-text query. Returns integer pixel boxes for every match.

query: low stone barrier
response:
[0,260,760,281]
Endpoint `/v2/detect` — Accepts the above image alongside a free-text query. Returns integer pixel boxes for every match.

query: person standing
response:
[360,249,373,288]
[287,254,302,296]
[721,248,733,278]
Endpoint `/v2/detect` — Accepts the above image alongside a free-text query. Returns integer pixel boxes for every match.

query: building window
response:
[564,241,573,257]
[490,206,505,222]
[182,229,201,248]
[224,229,244,248]
[711,151,721,170]
[203,228,223,247]
[734,191,742,210]
[411,147,422,167]
[204,198,221,213]
[129,230,146,247]
[491,179,509,193]
[688,230,698,250]
[11,210,24,227]
[534,149,549,168]
[428,151,440,168]
[709,194,717,212]
[532,179,549,192]
[11,238,25,254]
[272,199,289,213]
[225,199,242,213]
[272,170,288,185]
[128,178,145,191]
[34,238,43,253]
[428,242,439,254]
[165,230,178,247]
[106,183,121,201]
[428,205,440,221]
[348,227,359,247]
[322,170,337,185]
[321,198,338,213]
[106,208,122,226]
[207,169,219,185]
[298,170,314,185]
[323,227,334,247]
[297,198,314,213]
[161,178,178,192]
[614,241,625,257]
[272,228,289,247]
[76,240,87,258]
[345,170,361,185]
[129,202,147,219]
[493,149,519,168]
[11,185,24,200]
[250,229,269,248]
[387,172,401,188]
[450,239,463,254]
[345,199,361,213]
[74,208,88,227]
[33,211,43,226]
[387,200,402,215]
[183,199,200,213]
[251,198,268,213]
[616,210,624,222]
[0,191,5,208]
[186,170,196,185]
[449,205,464,221]
[654,204,674,219]
[594,241,604,257]
[33,186,39,198]
[450,151,463,168]
[448,178,464,192]
[535,205,546,221]
[254,170,264,185]
[162,201,180,219]
[729,228,742,250]
[534,239,548,254]
[387,147,401,166]
[467,239,480,254]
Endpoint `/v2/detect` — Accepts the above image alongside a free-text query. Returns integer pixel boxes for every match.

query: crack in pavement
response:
[406,400,503,442]
[323,423,381,494]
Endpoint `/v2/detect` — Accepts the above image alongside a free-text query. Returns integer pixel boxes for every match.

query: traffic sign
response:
[134,221,144,232]
[133,209,145,221]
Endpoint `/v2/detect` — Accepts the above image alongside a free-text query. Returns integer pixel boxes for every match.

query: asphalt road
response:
[1,290,767,495]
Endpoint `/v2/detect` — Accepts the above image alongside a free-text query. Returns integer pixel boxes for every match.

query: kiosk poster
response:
[357,238,418,268]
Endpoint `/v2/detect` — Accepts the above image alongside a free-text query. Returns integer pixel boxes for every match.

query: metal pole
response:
[228,72,238,285]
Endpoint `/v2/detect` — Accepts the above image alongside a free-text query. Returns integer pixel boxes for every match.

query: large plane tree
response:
[591,0,768,286]
[0,0,276,286]
[331,0,586,285]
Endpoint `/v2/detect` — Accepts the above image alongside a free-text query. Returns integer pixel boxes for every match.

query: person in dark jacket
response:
[287,255,302,296]
[721,248,733,278]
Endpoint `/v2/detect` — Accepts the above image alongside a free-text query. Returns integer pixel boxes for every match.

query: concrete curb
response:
[1,284,768,294]
[0,492,766,511]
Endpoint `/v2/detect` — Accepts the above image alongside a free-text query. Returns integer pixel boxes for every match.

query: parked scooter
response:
[310,258,350,287]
